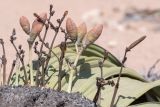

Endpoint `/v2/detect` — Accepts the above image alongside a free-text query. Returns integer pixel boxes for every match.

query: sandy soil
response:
[1,0,160,76]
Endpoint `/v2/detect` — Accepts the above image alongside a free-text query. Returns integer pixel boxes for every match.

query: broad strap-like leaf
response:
[68,77,160,107]
[128,102,160,107]
[10,42,160,107]
[65,42,122,66]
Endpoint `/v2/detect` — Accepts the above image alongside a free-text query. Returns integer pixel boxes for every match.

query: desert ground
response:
[1,0,160,77]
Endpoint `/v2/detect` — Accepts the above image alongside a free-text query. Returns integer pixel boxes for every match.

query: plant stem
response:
[93,54,108,105]
[29,46,33,85]
[57,61,63,91]
[0,39,7,85]
[41,61,45,86]
[57,42,66,91]
[39,15,51,54]
[15,58,20,86]
[74,49,83,66]
[2,55,7,85]
[44,29,60,72]
[110,36,146,107]
[34,11,53,85]
[7,60,16,85]
[147,59,160,77]
[35,69,40,86]
[110,49,127,107]
[75,42,79,53]
[44,11,67,74]
[0,63,2,85]
[67,69,74,93]
[11,41,28,84]
[67,48,83,93]
[10,29,29,84]
[38,35,59,61]
[93,78,102,104]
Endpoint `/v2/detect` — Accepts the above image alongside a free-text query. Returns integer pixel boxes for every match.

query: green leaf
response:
[128,102,160,107]
[65,42,122,66]
[68,77,160,107]
[10,42,160,107]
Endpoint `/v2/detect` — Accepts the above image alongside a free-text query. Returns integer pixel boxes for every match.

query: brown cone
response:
[29,12,47,45]
[31,12,47,35]
[66,18,77,41]
[77,22,87,43]
[19,16,30,35]
[83,24,103,47]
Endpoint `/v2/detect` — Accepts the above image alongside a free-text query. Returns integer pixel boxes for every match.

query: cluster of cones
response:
[20,13,103,48]
[66,18,103,48]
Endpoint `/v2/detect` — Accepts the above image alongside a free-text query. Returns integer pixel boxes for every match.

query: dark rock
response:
[0,86,96,107]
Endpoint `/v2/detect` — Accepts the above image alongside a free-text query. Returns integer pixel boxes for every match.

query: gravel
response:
[0,86,96,107]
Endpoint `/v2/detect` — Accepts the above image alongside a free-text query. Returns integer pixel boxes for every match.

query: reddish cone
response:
[19,16,30,35]
[29,12,47,45]
[83,24,103,48]
[66,18,77,41]
[77,22,87,43]
[31,12,47,35]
